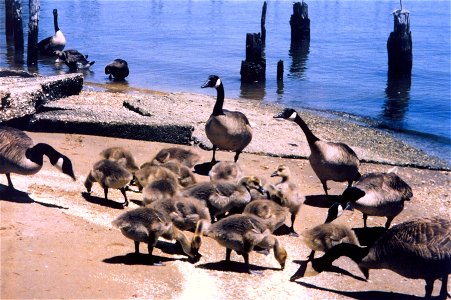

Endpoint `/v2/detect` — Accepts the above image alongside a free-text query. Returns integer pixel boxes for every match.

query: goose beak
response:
[344,202,354,211]
[270,171,278,177]
[257,186,266,194]
[201,80,210,88]
[273,111,286,119]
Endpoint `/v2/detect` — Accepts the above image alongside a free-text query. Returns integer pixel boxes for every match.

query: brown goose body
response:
[243,199,287,233]
[209,161,243,182]
[151,147,200,168]
[100,146,139,174]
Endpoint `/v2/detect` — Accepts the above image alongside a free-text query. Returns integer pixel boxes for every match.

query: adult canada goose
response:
[270,165,305,236]
[112,206,201,264]
[182,176,265,222]
[100,146,139,174]
[55,49,95,70]
[291,217,451,299]
[0,126,76,189]
[193,214,287,274]
[328,172,413,229]
[243,199,287,233]
[84,159,132,206]
[105,59,129,81]
[274,108,360,195]
[201,75,253,163]
[38,9,66,55]
[148,196,211,231]
[151,147,200,169]
[209,161,243,182]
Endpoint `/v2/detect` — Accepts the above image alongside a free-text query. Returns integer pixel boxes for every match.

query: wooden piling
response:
[240,33,266,83]
[12,0,24,50]
[387,5,412,77]
[290,1,310,43]
[261,1,267,47]
[27,0,40,65]
[277,60,284,81]
[5,0,14,37]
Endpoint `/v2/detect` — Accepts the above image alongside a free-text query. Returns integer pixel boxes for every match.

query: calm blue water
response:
[1,1,450,164]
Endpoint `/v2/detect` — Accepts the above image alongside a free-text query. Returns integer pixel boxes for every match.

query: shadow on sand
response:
[0,184,68,209]
[81,192,126,209]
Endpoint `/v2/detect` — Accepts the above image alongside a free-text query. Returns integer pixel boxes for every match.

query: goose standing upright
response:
[330,172,413,229]
[0,126,76,189]
[201,75,253,163]
[291,217,451,299]
[38,9,66,55]
[274,108,360,195]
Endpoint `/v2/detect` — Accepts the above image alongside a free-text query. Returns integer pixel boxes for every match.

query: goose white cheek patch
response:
[54,157,64,172]
[215,78,221,88]
[289,112,297,120]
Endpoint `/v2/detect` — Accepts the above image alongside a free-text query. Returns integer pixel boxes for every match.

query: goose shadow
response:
[103,253,179,266]
[294,281,424,300]
[353,226,387,247]
[273,224,296,236]
[193,161,216,176]
[0,184,68,209]
[196,260,279,274]
[81,192,126,209]
[304,195,342,208]
[291,259,366,282]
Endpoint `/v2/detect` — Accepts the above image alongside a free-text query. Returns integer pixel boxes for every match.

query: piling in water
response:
[261,1,267,47]
[5,0,14,37]
[12,0,24,50]
[27,0,40,65]
[240,33,266,83]
[290,1,310,43]
[387,7,412,77]
[277,60,284,81]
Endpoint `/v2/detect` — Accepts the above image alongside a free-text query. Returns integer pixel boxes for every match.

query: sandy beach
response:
[1,88,450,299]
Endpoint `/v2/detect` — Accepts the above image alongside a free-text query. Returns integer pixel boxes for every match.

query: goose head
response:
[271,165,291,180]
[325,202,353,223]
[240,176,265,194]
[201,75,221,89]
[273,108,297,121]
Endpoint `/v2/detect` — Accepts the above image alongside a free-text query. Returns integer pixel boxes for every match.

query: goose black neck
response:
[293,114,319,145]
[54,13,59,32]
[314,243,369,271]
[212,83,225,116]
[26,143,61,166]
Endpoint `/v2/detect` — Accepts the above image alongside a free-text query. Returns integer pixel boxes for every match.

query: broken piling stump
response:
[277,60,284,81]
[27,0,40,65]
[290,1,310,43]
[240,33,266,83]
[12,0,24,50]
[387,4,412,77]
[261,1,267,47]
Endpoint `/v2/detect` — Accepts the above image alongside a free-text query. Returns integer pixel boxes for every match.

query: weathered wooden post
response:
[12,0,24,50]
[27,0,40,65]
[5,0,14,37]
[290,1,310,43]
[277,60,284,81]
[261,1,267,47]
[240,33,266,83]
[387,3,412,77]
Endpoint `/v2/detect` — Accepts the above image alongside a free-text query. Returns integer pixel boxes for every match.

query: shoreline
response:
[79,82,450,171]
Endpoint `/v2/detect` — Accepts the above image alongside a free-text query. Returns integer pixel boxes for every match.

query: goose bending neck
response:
[212,82,225,116]
[293,114,319,145]
[26,143,62,166]
[316,243,369,267]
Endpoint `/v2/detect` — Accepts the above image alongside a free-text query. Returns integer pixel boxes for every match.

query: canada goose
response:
[209,161,243,182]
[243,199,287,233]
[292,217,451,299]
[182,176,265,222]
[84,159,132,206]
[193,214,287,274]
[100,146,139,174]
[160,161,196,187]
[112,206,201,264]
[270,165,305,236]
[274,108,360,195]
[201,75,253,163]
[142,178,179,206]
[151,147,200,168]
[148,196,210,231]
[328,172,413,229]
[105,59,129,81]
[134,165,180,192]
[55,49,95,70]
[38,9,66,55]
[0,126,76,189]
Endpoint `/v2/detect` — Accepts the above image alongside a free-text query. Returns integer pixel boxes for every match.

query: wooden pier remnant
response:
[240,33,266,83]
[290,1,310,43]
[277,60,284,81]
[27,0,41,65]
[12,0,24,50]
[387,3,412,77]
[5,0,14,37]
[261,1,267,47]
